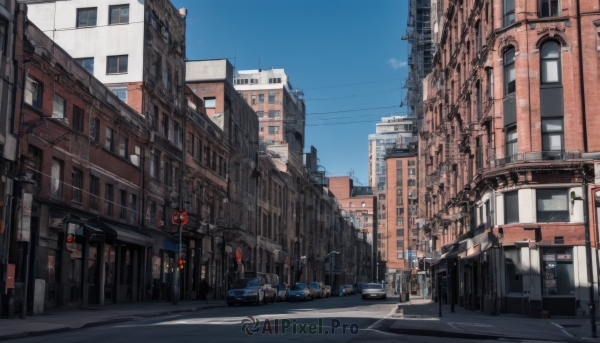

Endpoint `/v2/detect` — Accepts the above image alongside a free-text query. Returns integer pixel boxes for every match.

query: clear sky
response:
[172,0,410,185]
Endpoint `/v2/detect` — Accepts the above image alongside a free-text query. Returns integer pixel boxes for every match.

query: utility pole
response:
[580,168,597,337]
[172,212,182,305]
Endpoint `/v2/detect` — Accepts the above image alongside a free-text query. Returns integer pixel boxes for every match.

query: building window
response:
[258,94,264,103]
[487,68,494,100]
[25,145,42,187]
[51,158,63,196]
[164,159,172,186]
[379,194,385,200]
[408,168,415,175]
[118,189,127,219]
[397,189,402,196]
[397,252,404,259]
[396,229,404,237]
[105,127,114,152]
[541,41,561,84]
[108,86,127,103]
[72,168,83,203]
[541,247,574,296]
[397,217,404,226]
[268,111,280,118]
[503,0,515,26]
[505,126,517,160]
[150,152,159,179]
[118,135,128,158]
[53,94,66,119]
[107,55,128,74]
[396,208,404,215]
[109,5,129,24]
[0,17,6,54]
[204,98,216,109]
[268,92,276,103]
[396,197,403,206]
[173,120,182,147]
[129,194,137,224]
[77,8,97,27]
[504,190,519,224]
[90,118,100,143]
[408,179,416,186]
[148,200,157,226]
[161,114,169,137]
[150,105,159,130]
[75,58,94,74]
[90,175,100,210]
[540,0,559,17]
[187,132,194,156]
[257,111,264,118]
[504,48,516,95]
[475,21,482,52]
[104,184,114,216]
[72,105,84,132]
[505,247,523,293]
[25,77,43,109]
[268,126,279,135]
[396,240,404,249]
[542,118,563,152]
[537,188,569,222]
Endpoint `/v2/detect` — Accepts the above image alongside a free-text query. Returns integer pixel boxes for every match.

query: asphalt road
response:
[10,295,501,343]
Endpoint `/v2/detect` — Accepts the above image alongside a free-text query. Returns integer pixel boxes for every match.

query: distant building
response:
[368,115,417,266]
[384,148,418,283]
[233,69,305,158]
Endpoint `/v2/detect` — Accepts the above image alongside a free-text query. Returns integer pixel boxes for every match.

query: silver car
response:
[361,283,387,300]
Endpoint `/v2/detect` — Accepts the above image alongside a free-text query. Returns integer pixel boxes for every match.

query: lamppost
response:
[326,251,339,287]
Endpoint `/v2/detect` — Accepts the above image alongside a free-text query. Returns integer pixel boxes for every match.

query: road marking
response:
[366,305,397,331]
[549,322,575,338]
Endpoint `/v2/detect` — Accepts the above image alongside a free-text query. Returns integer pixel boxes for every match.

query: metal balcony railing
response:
[494,151,582,168]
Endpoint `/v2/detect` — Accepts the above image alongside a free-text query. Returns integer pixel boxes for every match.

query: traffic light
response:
[177,258,184,270]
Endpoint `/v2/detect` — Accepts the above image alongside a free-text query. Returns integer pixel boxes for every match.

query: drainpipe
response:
[575,0,588,152]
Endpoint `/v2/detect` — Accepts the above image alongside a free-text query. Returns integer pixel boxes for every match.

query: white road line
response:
[366,305,397,331]
[549,322,575,338]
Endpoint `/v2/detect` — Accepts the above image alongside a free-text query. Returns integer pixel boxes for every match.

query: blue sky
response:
[172,0,410,185]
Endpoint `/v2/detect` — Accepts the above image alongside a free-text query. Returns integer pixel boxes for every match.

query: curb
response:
[383,326,582,342]
[0,327,71,341]
[0,304,228,341]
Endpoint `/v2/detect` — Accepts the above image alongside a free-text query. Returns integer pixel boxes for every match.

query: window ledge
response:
[495,21,522,35]
[528,16,570,24]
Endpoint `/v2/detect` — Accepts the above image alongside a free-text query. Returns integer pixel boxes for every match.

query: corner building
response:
[419,0,600,317]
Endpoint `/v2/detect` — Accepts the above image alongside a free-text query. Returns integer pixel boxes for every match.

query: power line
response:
[306,105,399,116]
[306,119,386,127]
[302,77,406,91]
[304,87,402,101]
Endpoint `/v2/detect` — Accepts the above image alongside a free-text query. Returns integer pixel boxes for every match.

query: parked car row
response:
[228,277,341,305]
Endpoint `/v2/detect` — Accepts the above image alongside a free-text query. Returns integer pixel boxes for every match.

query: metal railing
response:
[494,151,582,168]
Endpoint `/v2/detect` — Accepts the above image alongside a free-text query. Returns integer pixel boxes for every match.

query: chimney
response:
[179,8,187,20]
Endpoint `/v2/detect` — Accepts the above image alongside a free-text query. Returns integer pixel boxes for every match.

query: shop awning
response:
[101,222,155,246]
[49,210,105,242]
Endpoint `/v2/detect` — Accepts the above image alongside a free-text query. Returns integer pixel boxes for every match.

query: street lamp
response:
[326,251,339,287]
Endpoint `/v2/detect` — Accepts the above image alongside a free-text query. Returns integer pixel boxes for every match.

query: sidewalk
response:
[385,298,600,342]
[0,300,227,341]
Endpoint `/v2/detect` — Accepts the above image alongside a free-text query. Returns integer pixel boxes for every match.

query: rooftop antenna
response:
[233,45,237,71]
[258,59,261,72]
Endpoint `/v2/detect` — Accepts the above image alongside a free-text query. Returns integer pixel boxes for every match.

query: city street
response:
[5,293,591,342]
[4,295,498,343]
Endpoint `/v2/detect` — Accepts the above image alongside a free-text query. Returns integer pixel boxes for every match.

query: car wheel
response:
[271,295,275,304]
[383,296,387,300]
[256,295,261,306]
[263,293,268,305]
[227,302,235,307]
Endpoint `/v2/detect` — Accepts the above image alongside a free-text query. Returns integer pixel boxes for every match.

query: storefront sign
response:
[556,254,572,261]
[542,254,556,261]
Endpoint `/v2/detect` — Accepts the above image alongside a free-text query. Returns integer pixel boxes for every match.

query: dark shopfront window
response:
[505,247,523,293]
[542,247,574,296]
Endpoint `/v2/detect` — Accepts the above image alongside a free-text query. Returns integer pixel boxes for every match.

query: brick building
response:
[418,0,600,317]
[383,148,418,287]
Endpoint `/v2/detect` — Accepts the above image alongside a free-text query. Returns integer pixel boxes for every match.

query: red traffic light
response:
[171,211,189,225]
[177,258,184,269]
[66,233,75,243]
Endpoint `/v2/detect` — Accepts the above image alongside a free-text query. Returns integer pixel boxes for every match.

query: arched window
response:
[504,47,516,95]
[504,47,517,161]
[540,40,564,153]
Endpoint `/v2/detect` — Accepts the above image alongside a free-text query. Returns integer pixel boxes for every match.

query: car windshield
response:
[277,285,286,291]
[337,285,344,290]
[366,284,383,289]
[309,283,318,288]
[291,284,304,291]
[232,278,258,289]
